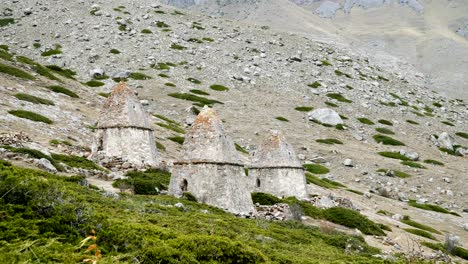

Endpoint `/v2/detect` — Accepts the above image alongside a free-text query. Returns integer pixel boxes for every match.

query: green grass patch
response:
[326,93,352,103]
[441,121,455,127]
[423,159,444,166]
[165,82,176,87]
[346,189,364,195]
[406,120,419,125]
[376,169,411,178]
[170,43,187,50]
[0,18,15,27]
[275,116,289,122]
[41,48,62,57]
[303,164,330,175]
[324,101,338,108]
[294,106,313,112]
[377,151,411,161]
[187,77,201,84]
[155,141,166,151]
[8,110,53,124]
[357,118,374,125]
[0,49,13,61]
[234,143,249,154]
[316,138,343,145]
[455,132,468,139]
[14,93,54,106]
[305,173,344,189]
[47,85,79,98]
[51,153,103,171]
[210,84,229,91]
[189,89,209,95]
[113,168,171,194]
[45,65,76,80]
[141,29,153,34]
[401,217,441,234]
[408,200,460,216]
[334,70,352,78]
[98,92,110,98]
[375,127,394,135]
[129,72,152,80]
[168,136,185,145]
[373,134,405,146]
[320,60,332,66]
[110,49,121,54]
[377,119,393,126]
[335,124,346,130]
[156,122,185,134]
[400,161,426,169]
[0,146,63,171]
[84,80,105,87]
[308,81,321,88]
[404,228,436,240]
[0,62,35,80]
[168,93,222,106]
[32,64,61,81]
[153,114,180,125]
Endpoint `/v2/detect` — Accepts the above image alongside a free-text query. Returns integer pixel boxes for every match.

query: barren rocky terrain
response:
[0,0,467,262]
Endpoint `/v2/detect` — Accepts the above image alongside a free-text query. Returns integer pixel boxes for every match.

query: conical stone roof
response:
[251,130,302,168]
[181,106,240,163]
[97,82,152,130]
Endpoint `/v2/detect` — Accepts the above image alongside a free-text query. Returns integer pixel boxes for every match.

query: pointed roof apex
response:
[97,82,152,129]
[251,130,302,168]
[192,106,221,130]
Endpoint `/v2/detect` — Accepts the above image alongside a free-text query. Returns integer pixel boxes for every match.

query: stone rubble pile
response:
[253,203,293,221]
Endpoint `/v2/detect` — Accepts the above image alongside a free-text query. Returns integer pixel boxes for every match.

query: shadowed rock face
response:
[250,130,308,198]
[98,82,152,130]
[251,130,302,168]
[182,106,240,163]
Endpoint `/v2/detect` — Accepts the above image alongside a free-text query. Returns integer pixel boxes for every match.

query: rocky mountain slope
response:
[1,0,468,262]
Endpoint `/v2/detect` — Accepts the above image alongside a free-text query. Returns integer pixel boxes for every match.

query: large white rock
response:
[308,108,343,126]
[438,132,455,150]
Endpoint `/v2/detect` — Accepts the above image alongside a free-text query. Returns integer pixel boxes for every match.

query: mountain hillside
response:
[0,0,467,262]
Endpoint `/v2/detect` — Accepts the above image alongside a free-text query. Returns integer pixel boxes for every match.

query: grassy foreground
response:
[0,161,413,263]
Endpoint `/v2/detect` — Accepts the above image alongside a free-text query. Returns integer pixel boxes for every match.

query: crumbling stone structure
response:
[249,130,308,198]
[168,106,254,215]
[90,82,159,168]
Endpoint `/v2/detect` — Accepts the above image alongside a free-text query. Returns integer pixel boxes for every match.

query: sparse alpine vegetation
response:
[47,85,79,98]
[303,164,330,174]
[14,93,54,106]
[0,62,35,80]
[373,134,405,146]
[8,110,53,124]
[210,84,229,91]
[326,93,352,103]
[357,117,375,125]
[316,138,343,145]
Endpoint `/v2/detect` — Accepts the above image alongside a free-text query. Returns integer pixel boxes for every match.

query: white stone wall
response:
[91,127,159,167]
[249,168,308,198]
[169,163,254,215]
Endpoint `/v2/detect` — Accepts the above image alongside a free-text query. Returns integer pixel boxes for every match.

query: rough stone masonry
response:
[90,82,159,168]
[168,106,255,215]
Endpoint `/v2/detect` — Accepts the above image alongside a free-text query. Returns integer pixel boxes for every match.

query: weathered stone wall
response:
[169,162,254,215]
[249,167,308,198]
[91,127,159,167]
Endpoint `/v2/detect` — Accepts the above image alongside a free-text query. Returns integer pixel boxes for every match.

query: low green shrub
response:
[0,49,13,61]
[334,70,352,78]
[308,81,321,88]
[357,118,374,125]
[335,124,345,130]
[32,64,61,81]
[14,93,54,105]
[141,29,153,34]
[324,101,338,107]
[316,138,343,145]
[305,173,341,189]
[453,247,468,260]
[165,82,176,87]
[110,49,121,54]
[294,106,313,112]
[0,146,63,171]
[251,192,282,205]
[326,93,352,103]
[303,164,330,174]
[41,48,62,57]
[47,85,79,98]
[275,116,289,122]
[401,217,441,234]
[401,161,426,169]
[98,92,110,98]
[322,207,385,236]
[373,134,405,146]
[234,143,249,154]
[210,84,229,91]
[113,169,171,194]
[377,119,393,126]
[85,80,104,87]
[346,189,364,195]
[406,120,419,125]
[375,127,395,135]
[156,141,166,151]
[156,122,185,134]
[44,65,76,80]
[182,192,198,202]
[8,110,53,124]
[377,151,411,161]
[441,121,455,126]
[168,93,222,106]
[0,62,35,80]
[404,228,436,240]
[321,60,332,66]
[170,43,187,50]
[423,159,444,166]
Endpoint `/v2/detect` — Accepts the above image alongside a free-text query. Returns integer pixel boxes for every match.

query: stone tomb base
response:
[169,161,254,215]
[249,167,308,198]
[92,127,159,167]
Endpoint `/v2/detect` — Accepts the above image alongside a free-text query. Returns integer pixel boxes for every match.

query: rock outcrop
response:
[168,106,254,215]
[249,130,308,198]
[90,82,159,168]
